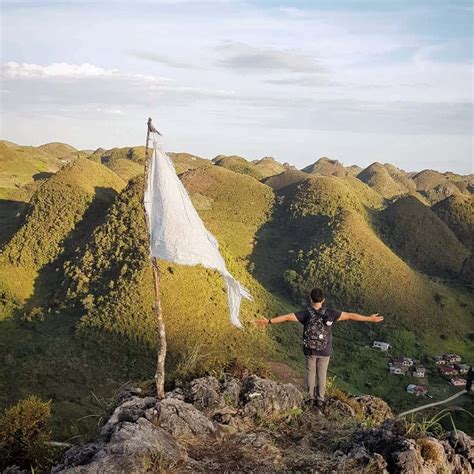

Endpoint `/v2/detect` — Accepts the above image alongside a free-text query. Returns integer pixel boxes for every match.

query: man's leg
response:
[315,356,330,402]
[305,355,317,399]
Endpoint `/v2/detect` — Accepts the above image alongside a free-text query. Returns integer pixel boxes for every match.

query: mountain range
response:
[0,139,472,440]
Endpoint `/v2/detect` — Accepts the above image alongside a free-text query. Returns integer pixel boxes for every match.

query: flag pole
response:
[143,117,167,399]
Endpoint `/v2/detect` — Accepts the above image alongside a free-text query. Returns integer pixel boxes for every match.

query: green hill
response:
[302,157,348,177]
[262,169,309,191]
[345,164,363,177]
[383,163,417,193]
[432,194,474,250]
[251,156,288,178]
[167,152,210,175]
[88,146,146,181]
[261,177,473,402]
[37,142,78,159]
[381,196,469,278]
[0,158,125,302]
[212,155,266,180]
[357,162,406,198]
[412,169,471,204]
[0,140,473,442]
[57,168,292,367]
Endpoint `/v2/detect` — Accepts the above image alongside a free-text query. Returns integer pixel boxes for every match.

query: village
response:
[372,341,471,397]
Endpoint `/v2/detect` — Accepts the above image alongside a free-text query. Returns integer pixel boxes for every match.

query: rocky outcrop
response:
[240,375,303,417]
[352,394,393,424]
[52,396,185,473]
[52,376,473,473]
[341,418,473,473]
[159,398,216,438]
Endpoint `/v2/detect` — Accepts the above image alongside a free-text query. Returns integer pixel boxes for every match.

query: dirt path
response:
[398,389,467,418]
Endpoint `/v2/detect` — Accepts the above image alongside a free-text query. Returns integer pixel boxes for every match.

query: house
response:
[434,356,446,365]
[444,353,462,364]
[389,364,405,375]
[406,384,428,395]
[438,366,458,376]
[450,378,466,387]
[401,357,414,367]
[414,367,426,378]
[454,364,470,374]
[373,341,391,351]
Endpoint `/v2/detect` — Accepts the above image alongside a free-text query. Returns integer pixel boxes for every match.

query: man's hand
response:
[369,313,384,323]
[254,319,270,328]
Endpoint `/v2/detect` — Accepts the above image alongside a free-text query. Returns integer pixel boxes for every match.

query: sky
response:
[0,0,473,174]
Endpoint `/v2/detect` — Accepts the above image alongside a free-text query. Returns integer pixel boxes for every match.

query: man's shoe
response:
[303,398,314,409]
[315,399,324,408]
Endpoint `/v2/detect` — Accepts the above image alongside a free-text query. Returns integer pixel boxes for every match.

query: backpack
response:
[303,307,330,351]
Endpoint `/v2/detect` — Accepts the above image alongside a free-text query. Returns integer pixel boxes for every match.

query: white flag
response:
[143,136,252,328]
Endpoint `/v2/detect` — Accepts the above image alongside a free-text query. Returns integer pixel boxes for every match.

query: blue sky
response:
[1,0,473,173]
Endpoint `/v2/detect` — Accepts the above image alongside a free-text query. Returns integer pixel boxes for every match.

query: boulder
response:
[417,437,449,472]
[159,398,216,438]
[53,418,184,473]
[352,395,393,424]
[188,376,222,411]
[98,396,159,443]
[442,430,474,463]
[240,375,303,417]
[323,398,356,419]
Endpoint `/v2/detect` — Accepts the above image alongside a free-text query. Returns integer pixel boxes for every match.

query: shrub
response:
[0,395,53,470]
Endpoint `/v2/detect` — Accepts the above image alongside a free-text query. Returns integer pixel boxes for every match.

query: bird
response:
[147,117,162,135]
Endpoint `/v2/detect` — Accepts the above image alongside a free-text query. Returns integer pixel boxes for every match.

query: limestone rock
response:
[240,375,303,417]
[159,398,216,438]
[352,395,393,424]
[53,418,184,473]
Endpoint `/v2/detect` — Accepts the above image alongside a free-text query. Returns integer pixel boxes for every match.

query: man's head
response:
[310,287,325,308]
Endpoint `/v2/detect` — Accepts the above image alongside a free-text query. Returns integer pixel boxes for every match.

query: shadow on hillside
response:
[33,172,55,181]
[0,185,164,441]
[13,186,120,317]
[0,199,29,246]
[249,185,330,305]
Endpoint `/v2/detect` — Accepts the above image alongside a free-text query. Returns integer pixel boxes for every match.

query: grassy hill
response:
[302,157,348,177]
[251,156,288,178]
[381,196,469,278]
[383,163,417,193]
[432,194,474,250]
[251,173,473,417]
[0,158,125,303]
[262,169,309,191]
[412,169,471,204]
[356,162,406,199]
[0,140,473,441]
[0,162,302,440]
[212,155,263,180]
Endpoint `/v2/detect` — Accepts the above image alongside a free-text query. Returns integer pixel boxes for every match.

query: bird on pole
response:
[148,117,162,135]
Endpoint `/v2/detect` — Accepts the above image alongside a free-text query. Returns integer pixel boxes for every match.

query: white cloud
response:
[2,61,118,79]
[215,42,325,73]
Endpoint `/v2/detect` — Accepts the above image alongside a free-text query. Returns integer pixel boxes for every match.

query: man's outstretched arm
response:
[254,313,298,327]
[339,312,384,323]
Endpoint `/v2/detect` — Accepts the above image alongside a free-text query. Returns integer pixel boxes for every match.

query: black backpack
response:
[303,307,330,351]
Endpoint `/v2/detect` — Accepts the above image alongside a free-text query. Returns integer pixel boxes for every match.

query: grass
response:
[381,195,469,277]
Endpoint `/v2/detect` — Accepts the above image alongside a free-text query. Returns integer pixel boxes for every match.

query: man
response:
[255,288,384,407]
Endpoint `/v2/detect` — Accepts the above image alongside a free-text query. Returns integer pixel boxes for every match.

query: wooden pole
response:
[143,118,167,399]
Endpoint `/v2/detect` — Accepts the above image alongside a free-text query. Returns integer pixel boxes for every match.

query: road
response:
[398,389,467,418]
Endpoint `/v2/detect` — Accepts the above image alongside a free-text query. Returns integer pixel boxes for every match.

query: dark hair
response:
[310,287,324,303]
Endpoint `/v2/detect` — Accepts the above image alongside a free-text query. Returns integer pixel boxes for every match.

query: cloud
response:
[2,61,118,79]
[215,41,325,73]
[129,50,200,69]
[264,75,338,88]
